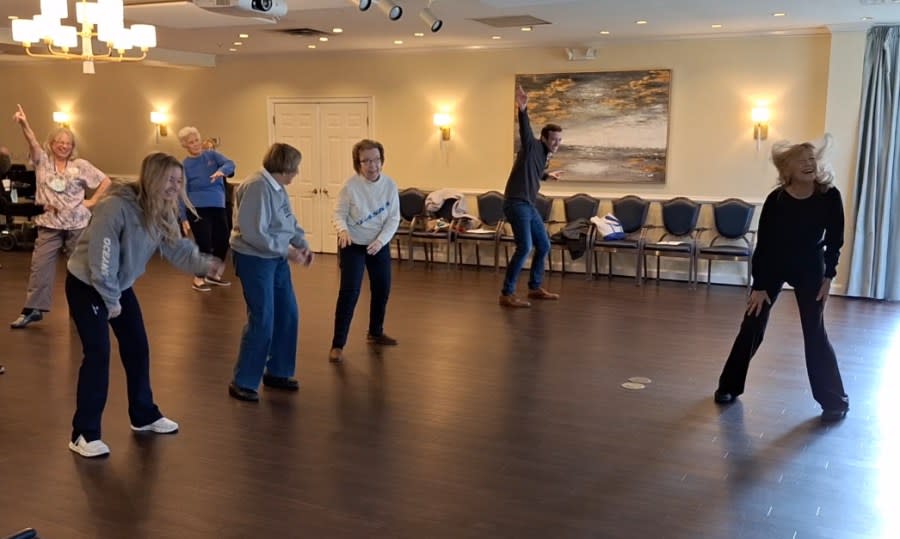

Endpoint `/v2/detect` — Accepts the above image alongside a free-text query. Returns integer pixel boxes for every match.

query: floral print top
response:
[31,149,105,230]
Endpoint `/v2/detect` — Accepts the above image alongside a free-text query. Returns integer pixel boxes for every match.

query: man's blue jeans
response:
[232,252,299,390]
[501,200,550,296]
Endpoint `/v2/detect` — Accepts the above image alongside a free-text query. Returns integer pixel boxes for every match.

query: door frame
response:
[266,96,374,253]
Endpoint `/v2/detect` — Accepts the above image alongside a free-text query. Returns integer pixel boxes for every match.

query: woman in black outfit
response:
[714,134,850,422]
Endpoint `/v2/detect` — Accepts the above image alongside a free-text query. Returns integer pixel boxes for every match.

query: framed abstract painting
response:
[515,69,672,184]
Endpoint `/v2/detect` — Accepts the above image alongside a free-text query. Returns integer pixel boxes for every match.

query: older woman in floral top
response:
[10,105,110,329]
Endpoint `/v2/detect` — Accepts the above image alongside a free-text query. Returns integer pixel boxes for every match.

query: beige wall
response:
[1,33,830,199]
[0,32,867,286]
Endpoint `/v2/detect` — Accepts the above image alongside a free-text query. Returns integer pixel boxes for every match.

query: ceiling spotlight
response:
[377,0,402,21]
[349,0,373,11]
[419,7,442,32]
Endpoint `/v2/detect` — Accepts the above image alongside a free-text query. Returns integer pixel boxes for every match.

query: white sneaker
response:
[131,416,179,434]
[68,435,110,458]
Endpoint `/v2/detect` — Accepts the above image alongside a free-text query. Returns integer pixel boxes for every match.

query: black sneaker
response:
[262,374,300,391]
[821,408,848,422]
[11,309,43,329]
[713,390,735,404]
[367,333,398,346]
[228,383,259,402]
[204,276,232,287]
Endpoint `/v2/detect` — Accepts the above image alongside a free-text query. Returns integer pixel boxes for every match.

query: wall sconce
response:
[433,112,452,141]
[150,111,168,139]
[52,111,71,127]
[751,106,769,141]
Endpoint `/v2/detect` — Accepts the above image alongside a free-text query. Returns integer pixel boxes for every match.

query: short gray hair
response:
[177,126,201,144]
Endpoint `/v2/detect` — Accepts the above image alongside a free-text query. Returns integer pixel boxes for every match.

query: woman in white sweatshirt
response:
[329,139,401,363]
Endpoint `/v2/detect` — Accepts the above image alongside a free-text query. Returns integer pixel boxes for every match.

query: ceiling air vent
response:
[469,15,551,28]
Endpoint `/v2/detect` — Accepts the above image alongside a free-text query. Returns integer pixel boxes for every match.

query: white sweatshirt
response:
[333,173,400,248]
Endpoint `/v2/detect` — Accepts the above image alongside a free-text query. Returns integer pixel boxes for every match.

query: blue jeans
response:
[232,252,299,390]
[502,200,550,296]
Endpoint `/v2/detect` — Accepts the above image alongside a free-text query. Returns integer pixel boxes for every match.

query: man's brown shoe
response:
[329,347,344,363]
[527,288,560,300]
[499,294,531,308]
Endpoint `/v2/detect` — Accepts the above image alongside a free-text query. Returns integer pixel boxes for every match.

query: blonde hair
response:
[137,152,196,244]
[177,126,201,144]
[771,133,834,193]
[43,127,77,159]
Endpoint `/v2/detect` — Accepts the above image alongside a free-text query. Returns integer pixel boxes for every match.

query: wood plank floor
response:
[0,250,896,539]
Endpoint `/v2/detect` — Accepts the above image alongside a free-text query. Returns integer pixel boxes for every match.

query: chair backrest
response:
[398,188,427,221]
[563,193,600,222]
[612,195,650,233]
[534,193,553,222]
[476,191,505,227]
[660,197,701,236]
[712,198,755,239]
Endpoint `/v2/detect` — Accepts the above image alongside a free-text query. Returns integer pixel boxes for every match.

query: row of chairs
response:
[392,189,756,289]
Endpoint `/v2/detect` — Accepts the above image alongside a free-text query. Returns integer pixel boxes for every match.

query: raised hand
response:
[13,104,28,126]
[515,85,528,111]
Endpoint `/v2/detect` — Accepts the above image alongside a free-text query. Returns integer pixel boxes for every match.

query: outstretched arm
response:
[13,104,41,161]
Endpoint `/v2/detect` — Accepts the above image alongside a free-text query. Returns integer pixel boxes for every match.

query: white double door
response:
[269,99,371,253]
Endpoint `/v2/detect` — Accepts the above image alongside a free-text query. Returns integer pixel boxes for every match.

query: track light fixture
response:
[377,0,403,21]
[348,0,373,11]
[419,7,442,32]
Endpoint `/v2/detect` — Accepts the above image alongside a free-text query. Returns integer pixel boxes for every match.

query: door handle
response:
[322,188,329,195]
[312,188,319,194]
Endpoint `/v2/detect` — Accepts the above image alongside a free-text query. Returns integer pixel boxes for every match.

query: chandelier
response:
[11,0,157,74]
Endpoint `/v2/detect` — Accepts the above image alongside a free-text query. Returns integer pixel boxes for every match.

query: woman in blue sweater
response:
[714,135,849,422]
[177,126,235,291]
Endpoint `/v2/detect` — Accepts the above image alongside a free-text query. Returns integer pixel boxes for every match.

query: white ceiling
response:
[1,0,899,62]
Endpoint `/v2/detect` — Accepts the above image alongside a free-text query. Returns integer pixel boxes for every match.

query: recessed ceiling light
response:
[772,12,786,17]
[332,27,343,33]
[468,45,484,50]
[233,41,243,46]
[711,24,722,28]
[600,30,610,35]
[308,44,316,49]
[239,33,249,38]
[228,48,237,52]
[414,32,425,37]
[635,20,648,25]
[491,35,502,40]
[861,16,873,21]
[319,36,329,42]
[394,40,404,45]
[521,26,532,32]
[770,30,785,35]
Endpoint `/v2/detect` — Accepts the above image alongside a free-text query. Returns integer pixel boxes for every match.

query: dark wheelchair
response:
[0,166,41,252]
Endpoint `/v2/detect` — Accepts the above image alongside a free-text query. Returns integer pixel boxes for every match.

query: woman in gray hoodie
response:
[65,152,222,458]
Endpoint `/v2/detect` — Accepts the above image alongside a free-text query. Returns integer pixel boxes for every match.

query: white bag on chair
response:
[591,214,625,240]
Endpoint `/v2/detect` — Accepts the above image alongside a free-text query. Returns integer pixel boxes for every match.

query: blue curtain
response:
[848,26,900,300]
